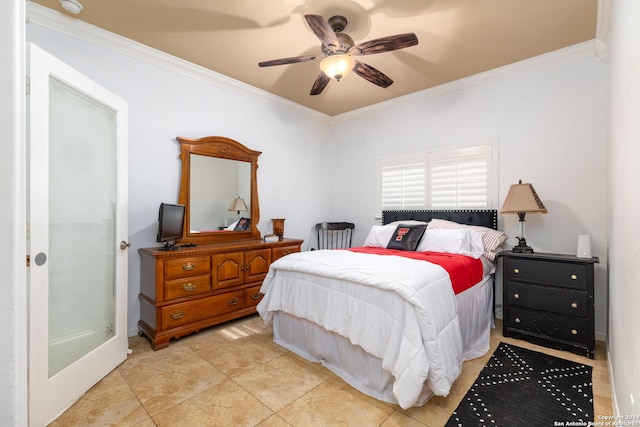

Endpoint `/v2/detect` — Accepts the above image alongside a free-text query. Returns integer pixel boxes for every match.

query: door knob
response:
[34,253,47,266]
[120,241,131,250]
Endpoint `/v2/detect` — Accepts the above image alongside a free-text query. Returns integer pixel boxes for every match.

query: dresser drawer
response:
[244,285,264,307]
[164,274,211,300]
[272,244,300,262]
[506,282,589,317]
[165,256,210,279]
[507,306,591,346]
[161,291,244,329]
[505,258,588,290]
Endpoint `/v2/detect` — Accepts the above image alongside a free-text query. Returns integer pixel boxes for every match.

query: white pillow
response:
[428,218,507,261]
[417,228,483,258]
[469,231,485,257]
[363,224,397,248]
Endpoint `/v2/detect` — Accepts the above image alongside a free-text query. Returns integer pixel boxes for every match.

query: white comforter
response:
[257,249,464,409]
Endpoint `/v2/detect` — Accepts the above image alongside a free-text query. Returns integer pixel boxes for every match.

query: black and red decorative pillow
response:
[386,224,427,251]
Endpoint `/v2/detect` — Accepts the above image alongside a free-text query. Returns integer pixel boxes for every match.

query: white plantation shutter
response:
[380,144,493,211]
[381,162,426,209]
[430,153,489,208]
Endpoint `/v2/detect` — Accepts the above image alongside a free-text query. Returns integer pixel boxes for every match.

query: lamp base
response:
[511,237,534,254]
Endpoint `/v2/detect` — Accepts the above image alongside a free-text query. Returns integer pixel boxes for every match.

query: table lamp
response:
[228,196,248,220]
[500,180,547,253]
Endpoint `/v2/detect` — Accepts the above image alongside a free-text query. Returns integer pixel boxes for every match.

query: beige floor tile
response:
[381,411,428,427]
[49,370,152,427]
[257,413,296,427]
[127,334,156,358]
[151,378,273,427]
[192,336,287,377]
[53,315,613,427]
[233,352,331,411]
[277,377,395,427]
[117,345,227,415]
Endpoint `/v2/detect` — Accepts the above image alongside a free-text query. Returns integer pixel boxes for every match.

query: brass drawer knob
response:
[513,293,520,299]
[251,292,262,300]
[170,310,185,320]
[571,302,578,309]
[571,329,578,335]
[182,262,195,271]
[228,297,239,306]
[183,283,196,292]
[515,317,521,323]
[571,274,578,280]
[513,268,520,274]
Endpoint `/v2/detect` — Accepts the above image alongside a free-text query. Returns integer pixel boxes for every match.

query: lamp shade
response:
[320,54,356,81]
[228,197,248,213]
[500,181,547,214]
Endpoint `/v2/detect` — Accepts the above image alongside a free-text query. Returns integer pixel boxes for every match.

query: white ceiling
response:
[31,0,600,116]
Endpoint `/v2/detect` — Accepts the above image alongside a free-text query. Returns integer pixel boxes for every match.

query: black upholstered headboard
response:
[382,210,498,230]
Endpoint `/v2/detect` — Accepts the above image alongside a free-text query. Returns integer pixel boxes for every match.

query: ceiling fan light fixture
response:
[320,54,355,81]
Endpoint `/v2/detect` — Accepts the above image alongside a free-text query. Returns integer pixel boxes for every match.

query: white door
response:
[28,43,129,427]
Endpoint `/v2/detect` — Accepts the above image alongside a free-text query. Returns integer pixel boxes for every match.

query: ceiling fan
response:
[258,14,418,95]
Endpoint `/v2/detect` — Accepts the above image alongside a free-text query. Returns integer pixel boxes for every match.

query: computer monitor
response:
[156,203,185,250]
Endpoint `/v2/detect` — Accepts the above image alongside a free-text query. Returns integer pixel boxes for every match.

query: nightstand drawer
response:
[505,258,588,290]
[507,306,591,346]
[506,282,589,317]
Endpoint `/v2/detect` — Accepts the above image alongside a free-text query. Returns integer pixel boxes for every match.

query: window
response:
[380,144,494,211]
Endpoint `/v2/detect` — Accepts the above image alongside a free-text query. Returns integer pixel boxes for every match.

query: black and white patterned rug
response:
[446,342,593,427]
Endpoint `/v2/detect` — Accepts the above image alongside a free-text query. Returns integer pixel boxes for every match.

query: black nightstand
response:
[499,251,599,358]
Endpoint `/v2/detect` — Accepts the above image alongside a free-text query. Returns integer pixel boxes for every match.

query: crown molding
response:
[595,0,611,62]
[334,40,606,123]
[27,2,333,125]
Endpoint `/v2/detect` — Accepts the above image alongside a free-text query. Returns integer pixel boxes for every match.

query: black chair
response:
[315,222,355,249]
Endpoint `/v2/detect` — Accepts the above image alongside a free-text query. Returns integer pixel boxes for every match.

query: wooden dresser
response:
[500,251,598,358]
[138,238,302,349]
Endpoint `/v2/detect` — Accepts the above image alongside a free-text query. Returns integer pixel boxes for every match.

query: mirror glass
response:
[189,155,251,232]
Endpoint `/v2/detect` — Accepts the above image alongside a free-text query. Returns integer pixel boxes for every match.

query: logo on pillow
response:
[386,224,427,251]
[394,228,411,240]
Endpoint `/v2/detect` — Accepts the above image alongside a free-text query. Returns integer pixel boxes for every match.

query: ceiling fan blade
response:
[305,14,340,52]
[353,61,393,88]
[258,55,318,67]
[349,33,418,56]
[310,72,331,95]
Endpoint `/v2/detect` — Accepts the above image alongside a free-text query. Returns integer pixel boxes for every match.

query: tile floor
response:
[49,316,613,427]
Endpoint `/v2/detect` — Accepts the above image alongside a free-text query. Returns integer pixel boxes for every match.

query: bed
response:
[257,209,505,409]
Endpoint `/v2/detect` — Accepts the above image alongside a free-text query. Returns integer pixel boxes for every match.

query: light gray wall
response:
[27,24,334,338]
[330,55,609,340]
[27,21,610,342]
[607,0,640,417]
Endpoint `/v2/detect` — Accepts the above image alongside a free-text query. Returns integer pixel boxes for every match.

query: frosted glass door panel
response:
[47,77,117,376]
[29,43,128,427]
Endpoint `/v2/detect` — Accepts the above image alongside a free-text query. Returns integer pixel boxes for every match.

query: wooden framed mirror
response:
[176,136,261,244]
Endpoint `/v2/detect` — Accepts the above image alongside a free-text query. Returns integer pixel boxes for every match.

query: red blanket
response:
[347,247,484,295]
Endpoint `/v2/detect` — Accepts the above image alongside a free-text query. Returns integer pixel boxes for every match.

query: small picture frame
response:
[234,217,250,230]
